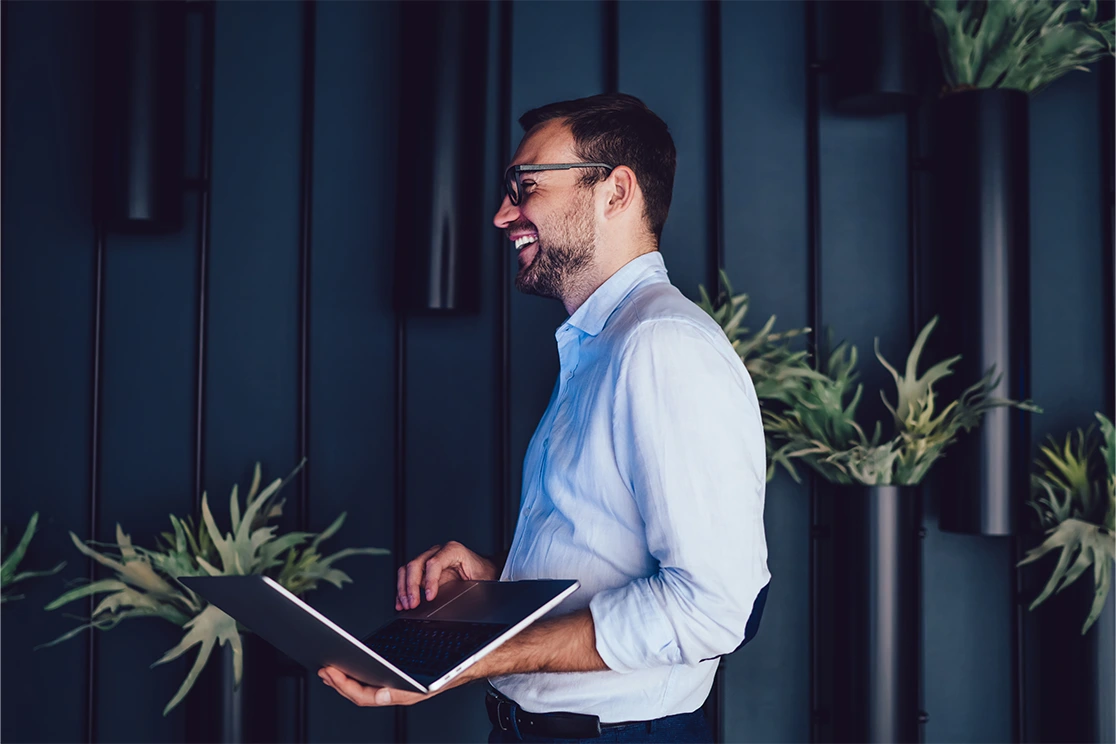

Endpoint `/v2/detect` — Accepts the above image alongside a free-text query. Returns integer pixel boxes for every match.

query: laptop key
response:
[364,619,506,679]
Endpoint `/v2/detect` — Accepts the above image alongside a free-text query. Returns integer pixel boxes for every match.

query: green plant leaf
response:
[151,603,242,715]
[926,0,1116,94]
[1019,517,1115,633]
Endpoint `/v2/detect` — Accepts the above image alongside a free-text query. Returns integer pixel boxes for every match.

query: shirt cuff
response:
[589,578,682,674]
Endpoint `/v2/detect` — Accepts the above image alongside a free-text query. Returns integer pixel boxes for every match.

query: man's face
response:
[493,121,598,301]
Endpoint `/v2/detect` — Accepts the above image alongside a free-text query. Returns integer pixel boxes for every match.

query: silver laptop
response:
[179,575,579,694]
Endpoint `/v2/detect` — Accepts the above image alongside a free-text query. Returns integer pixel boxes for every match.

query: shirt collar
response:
[564,251,668,337]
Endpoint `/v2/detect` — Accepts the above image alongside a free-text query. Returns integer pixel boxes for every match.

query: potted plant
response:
[38,460,388,740]
[1020,412,1115,634]
[1,512,66,603]
[922,0,1113,534]
[765,315,1039,744]
[696,270,821,480]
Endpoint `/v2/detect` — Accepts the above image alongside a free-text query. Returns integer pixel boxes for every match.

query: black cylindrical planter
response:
[93,1,186,234]
[830,0,919,115]
[393,1,488,314]
[1026,574,1100,743]
[829,484,920,744]
[185,632,280,744]
[925,89,1031,536]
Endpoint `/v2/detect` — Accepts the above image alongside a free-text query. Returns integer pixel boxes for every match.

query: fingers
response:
[318,667,431,707]
[396,544,441,610]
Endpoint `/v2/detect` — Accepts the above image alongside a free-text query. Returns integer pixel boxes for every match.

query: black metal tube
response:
[830,485,921,744]
[394,1,487,314]
[830,1,918,116]
[805,3,824,741]
[929,90,1031,536]
[295,1,317,740]
[93,1,186,233]
[192,0,215,516]
[497,0,513,553]
[602,0,619,95]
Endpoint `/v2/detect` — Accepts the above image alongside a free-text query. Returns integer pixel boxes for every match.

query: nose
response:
[493,194,520,230]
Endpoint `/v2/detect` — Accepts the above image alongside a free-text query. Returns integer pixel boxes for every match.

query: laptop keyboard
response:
[365,619,506,679]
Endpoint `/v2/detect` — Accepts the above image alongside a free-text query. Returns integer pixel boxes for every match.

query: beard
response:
[513,194,596,301]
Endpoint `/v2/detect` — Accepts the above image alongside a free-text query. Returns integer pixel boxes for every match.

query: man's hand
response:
[318,666,465,707]
[319,609,608,708]
[396,541,499,610]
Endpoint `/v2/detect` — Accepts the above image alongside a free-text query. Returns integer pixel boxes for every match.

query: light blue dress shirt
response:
[491,251,770,723]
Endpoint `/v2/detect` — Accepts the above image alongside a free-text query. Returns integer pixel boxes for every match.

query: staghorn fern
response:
[926,0,1115,94]
[1019,413,1115,634]
[39,459,389,715]
[765,316,1040,486]
[1,513,66,603]
[696,270,823,480]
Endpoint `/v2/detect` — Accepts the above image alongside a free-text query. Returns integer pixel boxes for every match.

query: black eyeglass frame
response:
[503,162,616,206]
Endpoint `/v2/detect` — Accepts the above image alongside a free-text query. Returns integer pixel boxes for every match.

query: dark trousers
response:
[487,709,712,744]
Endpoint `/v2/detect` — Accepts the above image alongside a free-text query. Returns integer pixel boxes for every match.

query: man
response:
[320,93,769,743]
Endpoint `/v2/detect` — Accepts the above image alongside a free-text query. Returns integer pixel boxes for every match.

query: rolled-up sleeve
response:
[590,318,770,673]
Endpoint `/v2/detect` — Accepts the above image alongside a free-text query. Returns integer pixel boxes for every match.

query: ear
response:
[600,166,638,220]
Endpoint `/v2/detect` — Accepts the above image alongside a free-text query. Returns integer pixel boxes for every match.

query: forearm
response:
[463,608,608,681]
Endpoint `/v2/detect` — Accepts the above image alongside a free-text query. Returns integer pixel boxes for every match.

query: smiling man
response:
[320,93,770,744]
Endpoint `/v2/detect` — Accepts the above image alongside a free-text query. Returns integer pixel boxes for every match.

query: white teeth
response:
[514,235,538,251]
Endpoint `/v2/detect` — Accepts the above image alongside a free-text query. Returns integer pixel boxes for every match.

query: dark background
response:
[1,1,1112,743]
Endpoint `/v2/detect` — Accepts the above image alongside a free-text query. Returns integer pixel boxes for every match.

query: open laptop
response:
[180,575,579,694]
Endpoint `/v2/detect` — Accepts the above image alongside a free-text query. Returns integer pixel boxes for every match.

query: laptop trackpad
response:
[401,580,565,625]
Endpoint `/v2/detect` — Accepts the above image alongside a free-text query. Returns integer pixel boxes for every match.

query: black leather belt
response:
[485,689,652,740]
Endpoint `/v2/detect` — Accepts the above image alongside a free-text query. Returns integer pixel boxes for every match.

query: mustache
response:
[505,221,537,239]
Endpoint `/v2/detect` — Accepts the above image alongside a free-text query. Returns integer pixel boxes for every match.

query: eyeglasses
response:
[503,162,615,206]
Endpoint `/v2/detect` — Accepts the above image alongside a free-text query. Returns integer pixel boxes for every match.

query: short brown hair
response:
[519,93,676,243]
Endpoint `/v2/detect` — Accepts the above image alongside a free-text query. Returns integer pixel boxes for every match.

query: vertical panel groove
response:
[193,1,216,514]
[704,1,726,740]
[906,86,929,744]
[602,0,618,95]
[86,223,106,744]
[295,1,317,740]
[1102,54,1115,416]
[497,0,513,553]
[804,3,823,741]
[393,314,408,741]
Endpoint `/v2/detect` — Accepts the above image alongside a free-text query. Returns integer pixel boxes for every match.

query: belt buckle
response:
[496,699,516,733]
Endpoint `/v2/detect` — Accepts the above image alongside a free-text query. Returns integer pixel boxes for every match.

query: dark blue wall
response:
[1,2,1111,743]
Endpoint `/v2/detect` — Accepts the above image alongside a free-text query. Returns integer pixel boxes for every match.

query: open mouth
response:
[513,234,538,251]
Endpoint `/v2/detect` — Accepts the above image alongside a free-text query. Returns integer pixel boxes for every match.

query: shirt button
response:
[566,372,574,380]
[543,438,550,449]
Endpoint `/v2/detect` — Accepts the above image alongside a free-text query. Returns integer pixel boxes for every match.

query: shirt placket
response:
[510,325,582,570]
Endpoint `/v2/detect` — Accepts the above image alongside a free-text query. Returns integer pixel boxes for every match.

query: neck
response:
[559,242,657,315]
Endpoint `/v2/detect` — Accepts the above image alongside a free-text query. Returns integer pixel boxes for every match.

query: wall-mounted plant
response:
[38,460,389,715]
[1,512,66,603]
[926,0,1115,95]
[1019,413,1115,634]
[697,270,822,480]
[763,316,1041,486]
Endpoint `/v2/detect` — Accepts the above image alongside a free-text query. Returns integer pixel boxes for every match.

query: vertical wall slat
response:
[720,1,810,740]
